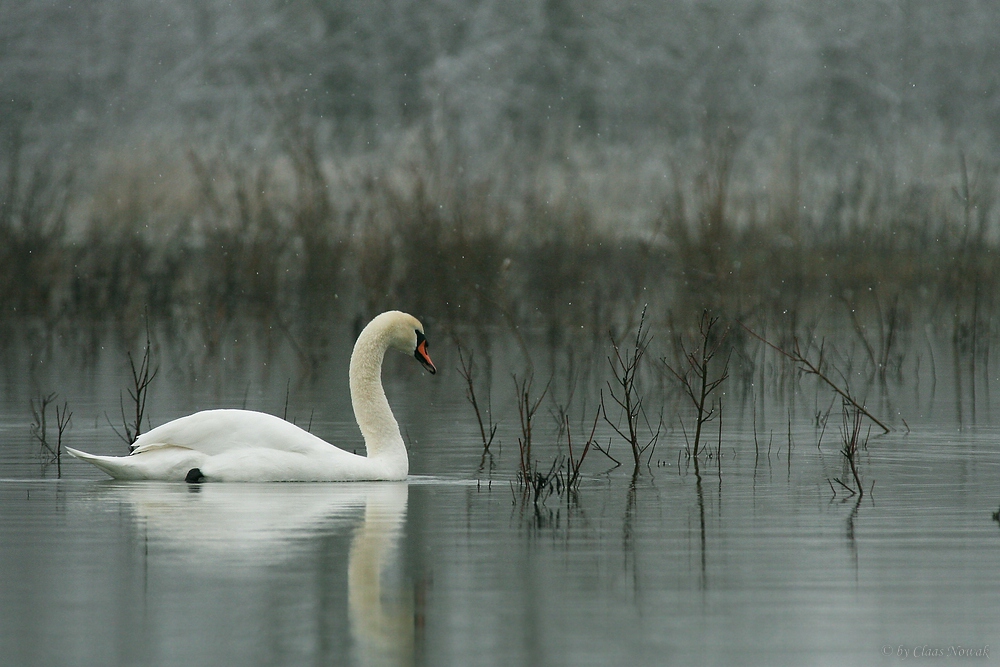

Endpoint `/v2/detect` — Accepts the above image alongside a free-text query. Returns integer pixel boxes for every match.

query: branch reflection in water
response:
[102,481,413,666]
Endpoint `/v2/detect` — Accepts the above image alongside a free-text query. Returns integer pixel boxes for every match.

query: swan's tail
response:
[65,446,201,481]
[65,447,142,480]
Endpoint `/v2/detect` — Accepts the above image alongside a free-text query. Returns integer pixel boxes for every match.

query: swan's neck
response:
[349,327,405,461]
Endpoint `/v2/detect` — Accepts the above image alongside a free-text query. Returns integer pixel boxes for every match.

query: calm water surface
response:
[1,328,999,666]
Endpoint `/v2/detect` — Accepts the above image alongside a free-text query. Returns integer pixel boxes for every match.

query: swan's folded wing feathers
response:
[130,442,195,456]
[132,409,337,457]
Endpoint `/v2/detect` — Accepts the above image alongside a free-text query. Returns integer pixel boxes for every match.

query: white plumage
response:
[66,311,436,482]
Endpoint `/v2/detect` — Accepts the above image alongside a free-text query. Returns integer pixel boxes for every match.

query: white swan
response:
[66,310,436,482]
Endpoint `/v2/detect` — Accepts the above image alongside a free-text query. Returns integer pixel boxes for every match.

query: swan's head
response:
[381,311,437,375]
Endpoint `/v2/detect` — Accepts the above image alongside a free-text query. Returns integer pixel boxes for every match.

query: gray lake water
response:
[1,325,999,666]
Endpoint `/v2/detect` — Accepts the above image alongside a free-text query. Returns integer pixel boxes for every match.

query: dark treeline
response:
[0,0,998,342]
[0,129,994,339]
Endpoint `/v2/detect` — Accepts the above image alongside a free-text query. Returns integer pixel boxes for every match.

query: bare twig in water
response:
[591,416,623,468]
[518,456,565,507]
[815,395,837,450]
[836,400,870,498]
[738,321,890,434]
[30,393,54,454]
[454,336,498,453]
[513,371,550,479]
[664,311,730,458]
[31,392,72,478]
[513,405,600,508]
[109,320,159,449]
[565,405,601,489]
[283,379,291,421]
[602,305,660,474]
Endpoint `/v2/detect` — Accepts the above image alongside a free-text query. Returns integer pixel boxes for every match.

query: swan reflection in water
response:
[104,481,413,666]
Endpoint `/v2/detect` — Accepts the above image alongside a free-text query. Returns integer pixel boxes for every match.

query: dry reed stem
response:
[839,400,869,498]
[602,306,660,473]
[565,406,601,489]
[664,311,730,458]
[738,321,891,434]
[454,335,498,453]
[109,320,159,449]
[513,371,550,479]
[30,392,71,478]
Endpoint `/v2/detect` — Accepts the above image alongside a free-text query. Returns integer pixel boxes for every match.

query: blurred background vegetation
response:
[0,0,997,342]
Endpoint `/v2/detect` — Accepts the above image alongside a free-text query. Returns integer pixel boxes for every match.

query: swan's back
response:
[133,409,337,457]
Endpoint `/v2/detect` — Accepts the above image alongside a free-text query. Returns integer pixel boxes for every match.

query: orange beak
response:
[415,337,436,374]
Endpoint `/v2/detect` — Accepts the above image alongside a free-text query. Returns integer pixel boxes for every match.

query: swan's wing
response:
[132,409,341,457]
